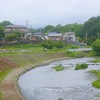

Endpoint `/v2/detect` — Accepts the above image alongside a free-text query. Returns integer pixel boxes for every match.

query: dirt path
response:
[0,57,68,100]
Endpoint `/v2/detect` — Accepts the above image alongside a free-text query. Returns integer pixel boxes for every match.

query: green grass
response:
[53,64,65,71]
[0,92,2,100]
[89,70,100,88]
[89,70,100,78]
[75,63,88,70]
[0,69,12,83]
[92,79,100,88]
[91,58,100,63]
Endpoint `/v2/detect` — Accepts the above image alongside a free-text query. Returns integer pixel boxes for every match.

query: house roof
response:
[65,32,75,35]
[48,33,62,37]
[4,25,27,28]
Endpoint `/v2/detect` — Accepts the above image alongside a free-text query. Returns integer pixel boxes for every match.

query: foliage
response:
[5,34,17,41]
[53,41,64,49]
[91,58,100,63]
[53,64,64,71]
[41,40,53,49]
[66,51,85,58]
[92,79,100,88]
[89,70,100,78]
[0,26,4,38]
[0,92,2,100]
[92,39,100,56]
[81,16,100,45]
[41,40,65,49]
[75,63,88,70]
[5,31,22,41]
[0,21,12,27]
[89,70,100,88]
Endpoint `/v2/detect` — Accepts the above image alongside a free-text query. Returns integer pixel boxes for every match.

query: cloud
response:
[0,0,100,28]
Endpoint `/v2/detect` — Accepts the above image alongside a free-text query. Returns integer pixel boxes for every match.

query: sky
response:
[0,0,100,28]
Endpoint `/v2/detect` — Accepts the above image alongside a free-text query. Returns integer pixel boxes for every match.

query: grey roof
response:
[65,32,75,35]
[48,33,62,37]
[4,25,27,28]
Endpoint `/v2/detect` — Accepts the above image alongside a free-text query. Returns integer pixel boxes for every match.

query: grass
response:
[53,64,65,71]
[91,58,100,63]
[92,79,100,88]
[0,69,12,83]
[0,92,2,100]
[89,70,100,88]
[75,63,88,70]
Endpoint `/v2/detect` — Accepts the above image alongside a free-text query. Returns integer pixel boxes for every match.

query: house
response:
[47,32,63,41]
[4,25,28,39]
[32,32,45,40]
[63,32,76,41]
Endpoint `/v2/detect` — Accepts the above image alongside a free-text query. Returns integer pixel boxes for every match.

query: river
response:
[18,57,100,100]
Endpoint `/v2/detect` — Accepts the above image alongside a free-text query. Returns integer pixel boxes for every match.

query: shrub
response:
[92,39,100,56]
[92,79,100,88]
[53,64,64,71]
[75,63,88,70]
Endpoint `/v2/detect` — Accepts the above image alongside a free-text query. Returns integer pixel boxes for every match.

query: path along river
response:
[18,58,100,100]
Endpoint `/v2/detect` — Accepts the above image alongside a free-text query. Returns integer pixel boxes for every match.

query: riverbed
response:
[18,58,100,100]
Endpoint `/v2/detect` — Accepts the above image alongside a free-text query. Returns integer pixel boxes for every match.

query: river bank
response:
[0,57,68,100]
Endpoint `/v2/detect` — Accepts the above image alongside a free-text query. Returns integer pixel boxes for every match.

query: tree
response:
[5,34,17,41]
[92,39,100,56]
[54,41,64,49]
[0,26,5,38]
[5,31,22,41]
[0,21,12,27]
[43,25,56,33]
[81,16,100,45]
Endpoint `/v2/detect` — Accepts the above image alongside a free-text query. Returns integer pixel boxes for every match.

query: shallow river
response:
[18,58,100,100]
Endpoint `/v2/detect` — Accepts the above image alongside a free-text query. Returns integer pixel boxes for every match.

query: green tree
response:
[82,16,100,45]
[5,34,17,41]
[54,41,64,49]
[5,31,22,41]
[0,21,12,27]
[0,26,5,38]
[43,25,56,33]
[92,39,100,56]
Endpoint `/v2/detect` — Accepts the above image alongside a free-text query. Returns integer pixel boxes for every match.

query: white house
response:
[63,32,76,41]
[4,25,32,39]
[47,32,63,40]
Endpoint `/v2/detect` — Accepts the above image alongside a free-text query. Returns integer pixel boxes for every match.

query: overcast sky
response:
[0,0,100,28]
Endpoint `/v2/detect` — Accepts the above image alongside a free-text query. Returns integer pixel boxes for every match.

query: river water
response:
[18,58,100,100]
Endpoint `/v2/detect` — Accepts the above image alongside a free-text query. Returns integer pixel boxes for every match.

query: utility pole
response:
[86,32,87,45]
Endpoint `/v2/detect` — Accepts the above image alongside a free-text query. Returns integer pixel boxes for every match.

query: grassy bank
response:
[0,45,67,83]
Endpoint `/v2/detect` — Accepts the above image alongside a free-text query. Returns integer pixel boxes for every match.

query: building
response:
[47,32,63,41]
[32,32,45,40]
[63,32,76,41]
[4,25,28,39]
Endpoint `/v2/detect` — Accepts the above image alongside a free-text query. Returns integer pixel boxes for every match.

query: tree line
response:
[0,16,100,45]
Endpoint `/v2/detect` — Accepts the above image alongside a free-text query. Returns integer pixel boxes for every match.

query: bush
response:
[92,39,100,56]
[75,63,88,70]
[92,79,100,88]
[53,64,64,71]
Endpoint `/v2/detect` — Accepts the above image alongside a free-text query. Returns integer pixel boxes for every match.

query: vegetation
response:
[75,63,88,70]
[40,40,65,49]
[53,64,65,71]
[92,79,100,88]
[66,51,85,58]
[0,92,2,100]
[5,31,22,41]
[91,58,100,63]
[89,70,100,88]
[92,39,100,56]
